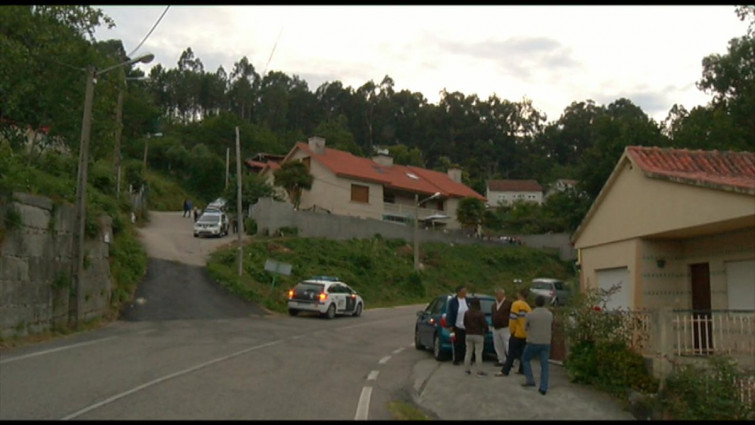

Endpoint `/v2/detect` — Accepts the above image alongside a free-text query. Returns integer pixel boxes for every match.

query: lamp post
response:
[414,191,441,271]
[115,76,150,198]
[71,53,154,328]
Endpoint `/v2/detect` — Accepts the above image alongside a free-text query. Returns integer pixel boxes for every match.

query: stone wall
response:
[249,197,577,261]
[0,192,113,338]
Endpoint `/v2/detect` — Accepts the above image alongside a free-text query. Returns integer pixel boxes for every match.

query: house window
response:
[351,184,369,203]
[384,192,395,203]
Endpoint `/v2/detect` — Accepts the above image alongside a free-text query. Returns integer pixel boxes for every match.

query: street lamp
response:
[414,191,442,271]
[71,53,154,328]
[116,76,150,198]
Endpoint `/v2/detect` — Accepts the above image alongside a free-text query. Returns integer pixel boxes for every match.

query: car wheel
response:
[325,303,336,319]
[414,327,424,350]
[193,233,198,238]
[288,308,298,316]
[433,334,448,361]
[352,303,362,317]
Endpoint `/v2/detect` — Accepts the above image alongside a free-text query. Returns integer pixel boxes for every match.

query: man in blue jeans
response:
[521,295,553,395]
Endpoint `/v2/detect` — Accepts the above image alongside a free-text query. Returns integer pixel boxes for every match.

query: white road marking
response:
[60,340,283,420]
[392,347,405,355]
[0,337,117,365]
[367,370,379,381]
[354,386,372,420]
[378,355,391,364]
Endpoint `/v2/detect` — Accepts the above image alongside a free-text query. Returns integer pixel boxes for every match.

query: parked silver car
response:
[529,278,570,306]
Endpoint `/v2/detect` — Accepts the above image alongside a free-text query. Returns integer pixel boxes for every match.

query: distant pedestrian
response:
[445,284,469,365]
[463,297,489,377]
[496,288,531,377]
[182,199,189,217]
[521,295,553,395]
[491,288,513,367]
[186,199,193,218]
[193,206,199,222]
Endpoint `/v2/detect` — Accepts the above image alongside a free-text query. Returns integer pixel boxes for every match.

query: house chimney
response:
[447,167,462,183]
[308,136,326,155]
[372,149,393,167]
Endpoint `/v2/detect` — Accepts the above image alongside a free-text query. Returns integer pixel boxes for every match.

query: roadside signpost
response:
[264,259,292,289]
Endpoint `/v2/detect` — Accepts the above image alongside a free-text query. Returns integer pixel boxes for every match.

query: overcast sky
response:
[92,5,747,124]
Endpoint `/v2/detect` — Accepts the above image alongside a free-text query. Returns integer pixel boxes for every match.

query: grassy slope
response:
[206,235,576,313]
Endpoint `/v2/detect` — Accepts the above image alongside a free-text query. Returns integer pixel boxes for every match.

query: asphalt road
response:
[0,211,429,420]
[0,211,637,420]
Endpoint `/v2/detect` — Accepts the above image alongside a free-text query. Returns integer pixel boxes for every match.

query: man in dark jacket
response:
[445,284,469,365]
[491,288,513,367]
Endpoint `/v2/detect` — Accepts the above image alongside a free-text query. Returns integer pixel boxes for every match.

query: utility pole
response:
[225,147,230,189]
[143,135,149,171]
[71,64,96,327]
[413,193,420,271]
[235,126,244,277]
[114,86,124,198]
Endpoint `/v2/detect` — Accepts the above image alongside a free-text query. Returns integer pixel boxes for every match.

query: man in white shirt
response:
[446,285,468,365]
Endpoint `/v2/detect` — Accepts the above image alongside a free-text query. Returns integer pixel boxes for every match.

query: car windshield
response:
[198,215,220,223]
[532,281,554,289]
[477,298,494,314]
[296,282,324,293]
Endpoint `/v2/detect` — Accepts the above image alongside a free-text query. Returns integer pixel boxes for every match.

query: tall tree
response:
[273,161,313,209]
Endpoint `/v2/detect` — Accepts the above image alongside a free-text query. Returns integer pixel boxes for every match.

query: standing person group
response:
[446,284,553,396]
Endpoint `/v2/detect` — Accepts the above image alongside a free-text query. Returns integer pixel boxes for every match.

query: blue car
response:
[414,294,497,361]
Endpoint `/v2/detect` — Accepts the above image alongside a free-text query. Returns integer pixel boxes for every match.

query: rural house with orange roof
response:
[571,145,754,377]
[262,136,485,230]
[486,179,544,206]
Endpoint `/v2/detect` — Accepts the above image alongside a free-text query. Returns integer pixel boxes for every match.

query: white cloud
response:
[94,5,748,123]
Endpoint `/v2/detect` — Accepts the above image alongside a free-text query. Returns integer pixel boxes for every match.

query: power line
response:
[262,26,284,76]
[127,5,170,58]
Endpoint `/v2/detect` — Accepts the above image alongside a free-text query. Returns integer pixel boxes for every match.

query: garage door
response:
[726,259,755,311]
[597,267,631,310]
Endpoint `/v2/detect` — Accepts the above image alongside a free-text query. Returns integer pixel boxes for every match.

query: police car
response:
[287,276,364,319]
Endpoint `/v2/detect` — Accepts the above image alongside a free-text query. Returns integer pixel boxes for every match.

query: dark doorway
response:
[689,263,712,354]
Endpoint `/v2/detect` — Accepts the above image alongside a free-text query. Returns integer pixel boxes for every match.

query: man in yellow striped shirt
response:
[496,288,531,376]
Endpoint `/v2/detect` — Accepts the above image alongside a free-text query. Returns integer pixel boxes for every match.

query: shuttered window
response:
[351,184,369,203]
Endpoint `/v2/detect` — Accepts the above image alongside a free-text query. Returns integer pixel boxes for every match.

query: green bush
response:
[565,340,598,384]
[657,356,754,420]
[560,285,658,399]
[595,341,658,396]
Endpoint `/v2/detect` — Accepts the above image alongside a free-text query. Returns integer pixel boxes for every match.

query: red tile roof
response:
[627,146,755,194]
[245,159,267,169]
[293,142,485,200]
[487,179,543,192]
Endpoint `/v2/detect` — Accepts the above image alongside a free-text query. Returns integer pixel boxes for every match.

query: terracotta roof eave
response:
[644,171,755,196]
[335,172,391,185]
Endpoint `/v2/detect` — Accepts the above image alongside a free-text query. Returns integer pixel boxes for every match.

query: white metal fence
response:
[617,309,754,406]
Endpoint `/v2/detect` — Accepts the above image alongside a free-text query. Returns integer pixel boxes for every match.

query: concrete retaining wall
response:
[0,192,113,338]
[249,197,577,260]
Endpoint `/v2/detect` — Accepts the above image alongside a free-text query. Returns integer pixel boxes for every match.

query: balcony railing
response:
[382,202,447,221]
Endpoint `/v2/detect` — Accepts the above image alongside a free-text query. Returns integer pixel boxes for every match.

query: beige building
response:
[572,145,755,311]
[486,179,543,206]
[262,137,486,230]
[571,146,755,373]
